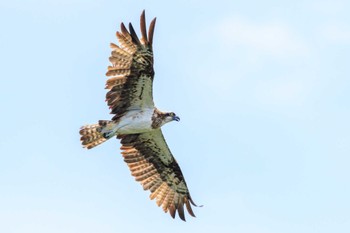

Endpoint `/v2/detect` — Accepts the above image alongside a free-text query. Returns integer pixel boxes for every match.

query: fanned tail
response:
[79,120,117,149]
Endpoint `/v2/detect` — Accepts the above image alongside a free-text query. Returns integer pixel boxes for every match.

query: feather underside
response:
[105,10,157,122]
[118,130,199,221]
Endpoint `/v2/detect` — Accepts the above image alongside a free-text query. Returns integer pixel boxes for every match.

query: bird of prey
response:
[79,11,199,221]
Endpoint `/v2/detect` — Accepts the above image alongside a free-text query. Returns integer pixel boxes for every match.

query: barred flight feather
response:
[149,180,163,193]
[126,158,148,167]
[119,129,199,221]
[130,162,153,171]
[110,43,132,56]
[150,182,165,200]
[156,185,170,206]
[142,176,158,190]
[105,68,130,77]
[131,164,154,176]
[109,57,131,68]
[135,169,158,182]
[105,76,127,89]
[116,31,137,53]
[163,190,175,212]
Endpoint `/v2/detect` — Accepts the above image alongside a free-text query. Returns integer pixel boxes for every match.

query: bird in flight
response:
[79,10,199,221]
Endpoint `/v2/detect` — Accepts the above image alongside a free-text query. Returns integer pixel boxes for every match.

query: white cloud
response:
[217,17,308,57]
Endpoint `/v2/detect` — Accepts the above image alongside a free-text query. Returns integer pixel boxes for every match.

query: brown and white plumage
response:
[79,11,199,221]
[119,130,197,220]
[106,11,156,121]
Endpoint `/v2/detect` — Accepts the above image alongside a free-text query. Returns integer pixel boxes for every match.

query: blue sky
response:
[1,0,349,232]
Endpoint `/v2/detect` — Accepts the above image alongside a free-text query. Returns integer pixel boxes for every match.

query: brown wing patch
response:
[118,130,198,221]
[105,11,156,121]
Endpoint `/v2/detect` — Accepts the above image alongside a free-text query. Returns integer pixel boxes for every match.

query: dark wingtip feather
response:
[120,22,129,35]
[148,17,156,46]
[140,10,148,44]
[185,199,196,217]
[128,22,141,45]
[188,194,203,207]
[177,202,186,221]
[169,205,176,219]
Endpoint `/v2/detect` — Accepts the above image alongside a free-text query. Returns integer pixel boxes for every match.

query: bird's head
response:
[152,110,180,129]
[163,112,180,124]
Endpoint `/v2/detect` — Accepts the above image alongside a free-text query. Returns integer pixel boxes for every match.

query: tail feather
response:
[80,120,116,149]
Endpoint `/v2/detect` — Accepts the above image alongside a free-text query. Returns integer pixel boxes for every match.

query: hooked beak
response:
[173,115,180,122]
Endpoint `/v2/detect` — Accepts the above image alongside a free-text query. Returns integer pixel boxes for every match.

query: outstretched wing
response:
[118,129,198,221]
[106,11,157,121]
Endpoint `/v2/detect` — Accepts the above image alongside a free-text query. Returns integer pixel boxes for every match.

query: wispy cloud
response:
[186,17,316,109]
[217,17,309,58]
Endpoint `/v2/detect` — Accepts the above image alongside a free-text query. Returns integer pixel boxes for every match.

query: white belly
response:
[116,108,154,134]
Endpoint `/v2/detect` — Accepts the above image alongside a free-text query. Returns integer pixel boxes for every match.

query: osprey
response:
[79,11,199,221]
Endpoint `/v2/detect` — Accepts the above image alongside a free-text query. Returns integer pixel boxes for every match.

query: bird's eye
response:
[170,112,174,116]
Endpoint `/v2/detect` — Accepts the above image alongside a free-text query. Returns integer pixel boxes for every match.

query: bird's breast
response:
[116,109,154,134]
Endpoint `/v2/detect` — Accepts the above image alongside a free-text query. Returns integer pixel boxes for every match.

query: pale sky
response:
[1,1,349,232]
